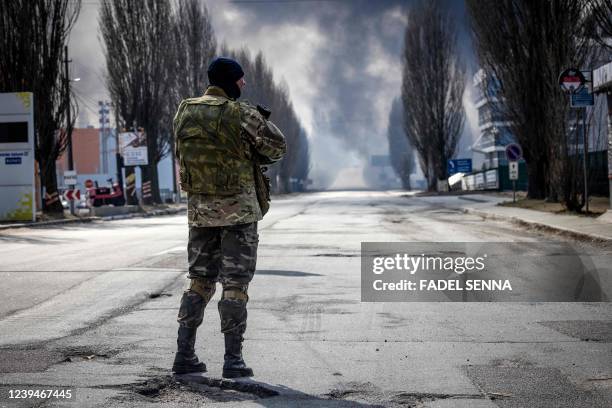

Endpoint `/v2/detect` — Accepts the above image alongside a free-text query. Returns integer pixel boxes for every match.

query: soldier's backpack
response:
[174,95,253,195]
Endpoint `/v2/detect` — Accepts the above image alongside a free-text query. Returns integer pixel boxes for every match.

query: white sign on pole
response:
[63,170,77,186]
[119,131,148,166]
[509,161,519,180]
[0,92,35,221]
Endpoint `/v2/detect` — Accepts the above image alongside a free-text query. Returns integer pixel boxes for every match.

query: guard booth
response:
[0,92,35,221]
[593,62,612,210]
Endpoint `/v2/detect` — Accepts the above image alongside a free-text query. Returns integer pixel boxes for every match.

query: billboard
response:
[0,92,35,221]
[119,130,148,166]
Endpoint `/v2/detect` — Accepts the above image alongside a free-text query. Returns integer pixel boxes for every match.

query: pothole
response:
[113,375,279,404]
[59,346,121,363]
[148,292,173,299]
[324,381,487,408]
[0,345,123,372]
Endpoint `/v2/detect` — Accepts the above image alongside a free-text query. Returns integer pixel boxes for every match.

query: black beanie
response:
[207,57,244,100]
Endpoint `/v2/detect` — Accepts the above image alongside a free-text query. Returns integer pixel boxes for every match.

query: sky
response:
[69,0,481,189]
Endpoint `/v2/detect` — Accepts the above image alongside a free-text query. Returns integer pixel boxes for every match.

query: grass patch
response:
[499,196,609,216]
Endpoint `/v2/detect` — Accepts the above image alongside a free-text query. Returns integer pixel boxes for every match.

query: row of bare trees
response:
[467,0,609,210]
[100,0,309,202]
[222,48,309,193]
[401,1,465,191]
[0,0,81,214]
[398,0,609,209]
[100,0,177,204]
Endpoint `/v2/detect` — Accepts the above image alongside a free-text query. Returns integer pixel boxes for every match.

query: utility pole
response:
[64,45,75,216]
[114,110,125,203]
[98,101,111,174]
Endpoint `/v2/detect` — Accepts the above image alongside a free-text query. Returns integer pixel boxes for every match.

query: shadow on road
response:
[173,373,385,407]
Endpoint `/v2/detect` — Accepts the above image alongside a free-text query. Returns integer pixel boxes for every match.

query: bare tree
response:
[172,0,216,100]
[0,0,81,214]
[99,0,175,204]
[222,47,309,193]
[401,0,465,191]
[588,0,612,51]
[467,0,597,209]
[387,98,414,190]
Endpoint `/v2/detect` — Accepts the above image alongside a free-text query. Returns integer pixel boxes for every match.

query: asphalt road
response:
[0,191,610,407]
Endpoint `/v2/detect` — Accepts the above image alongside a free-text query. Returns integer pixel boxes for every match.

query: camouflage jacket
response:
[174,86,286,227]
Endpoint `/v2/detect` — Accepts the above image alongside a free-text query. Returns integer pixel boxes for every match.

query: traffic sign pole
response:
[560,68,593,213]
[508,160,519,203]
[583,108,589,213]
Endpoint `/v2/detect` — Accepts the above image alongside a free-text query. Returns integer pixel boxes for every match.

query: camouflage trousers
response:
[177,222,258,336]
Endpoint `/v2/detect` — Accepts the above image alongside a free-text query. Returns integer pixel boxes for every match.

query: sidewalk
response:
[0,203,186,231]
[429,194,612,242]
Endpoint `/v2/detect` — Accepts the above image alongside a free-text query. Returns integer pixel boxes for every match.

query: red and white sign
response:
[559,68,585,93]
[142,180,152,199]
[64,189,81,201]
[84,179,94,189]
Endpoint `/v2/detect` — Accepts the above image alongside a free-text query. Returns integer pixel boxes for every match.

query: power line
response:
[73,92,99,116]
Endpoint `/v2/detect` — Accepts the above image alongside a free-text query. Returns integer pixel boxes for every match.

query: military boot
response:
[222,333,254,378]
[172,282,215,374]
[172,326,207,374]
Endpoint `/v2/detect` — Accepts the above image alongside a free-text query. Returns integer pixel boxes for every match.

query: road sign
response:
[84,179,94,189]
[447,159,472,176]
[64,170,77,186]
[509,161,519,180]
[559,68,585,93]
[570,70,594,108]
[64,189,81,201]
[505,143,523,162]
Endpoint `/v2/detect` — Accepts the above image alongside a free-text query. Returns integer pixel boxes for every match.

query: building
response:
[471,69,518,170]
[56,127,118,191]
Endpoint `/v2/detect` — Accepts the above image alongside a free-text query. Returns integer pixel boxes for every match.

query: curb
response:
[0,208,186,230]
[100,208,185,221]
[462,207,612,243]
[0,217,99,230]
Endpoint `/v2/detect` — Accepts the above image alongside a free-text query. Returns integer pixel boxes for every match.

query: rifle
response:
[253,104,272,215]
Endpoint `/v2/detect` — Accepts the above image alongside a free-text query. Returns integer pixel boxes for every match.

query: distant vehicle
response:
[87,179,126,207]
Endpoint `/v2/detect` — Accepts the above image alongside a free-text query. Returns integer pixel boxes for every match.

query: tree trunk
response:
[526,159,546,199]
[40,158,64,214]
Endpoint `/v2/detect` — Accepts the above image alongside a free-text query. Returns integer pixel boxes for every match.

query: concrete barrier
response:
[92,205,141,217]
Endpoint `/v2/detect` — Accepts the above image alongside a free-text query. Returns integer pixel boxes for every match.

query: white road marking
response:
[154,246,186,256]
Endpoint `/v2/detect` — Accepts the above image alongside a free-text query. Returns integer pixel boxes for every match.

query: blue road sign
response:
[505,143,523,162]
[447,159,472,176]
[570,86,594,108]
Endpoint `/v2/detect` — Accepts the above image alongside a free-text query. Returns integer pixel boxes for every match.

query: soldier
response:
[172,57,286,378]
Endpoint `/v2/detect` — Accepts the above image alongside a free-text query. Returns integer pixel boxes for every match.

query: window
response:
[0,122,28,143]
